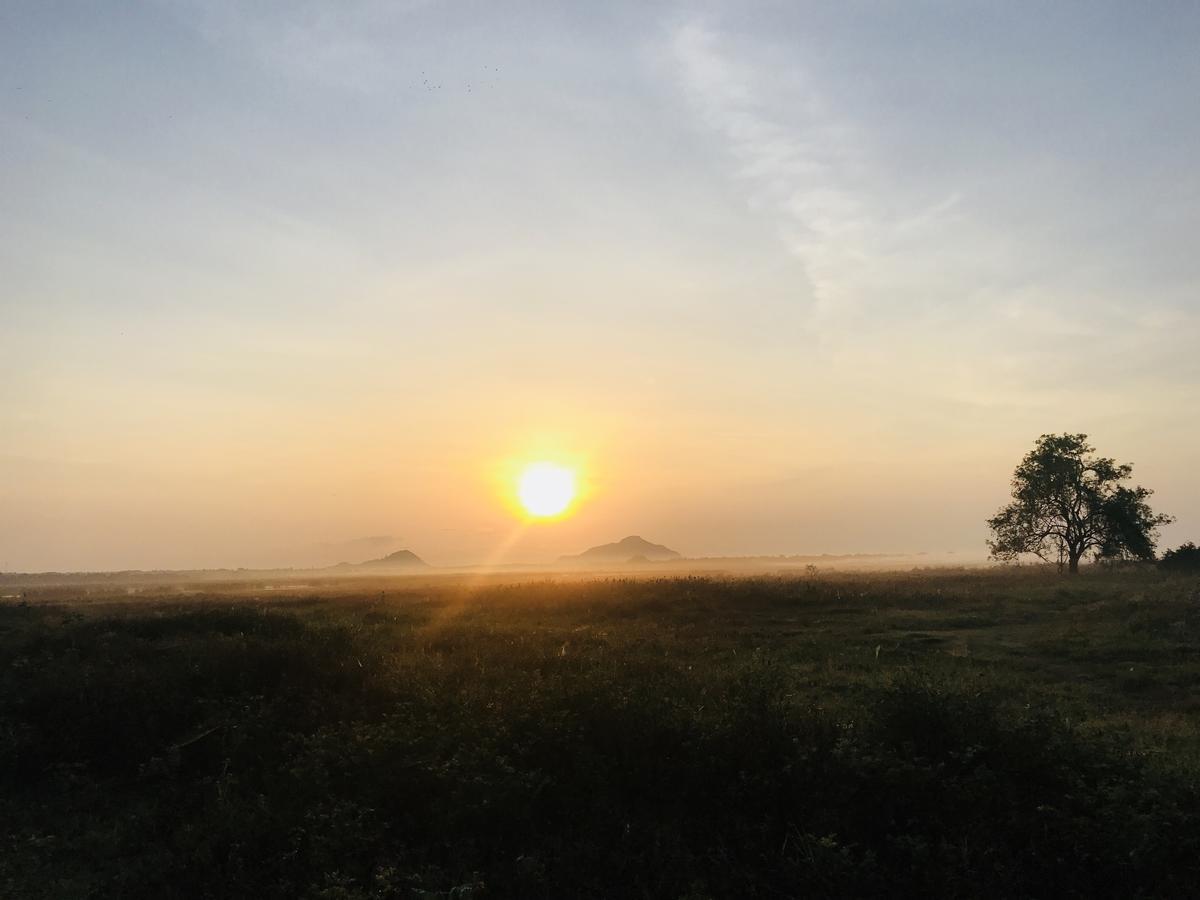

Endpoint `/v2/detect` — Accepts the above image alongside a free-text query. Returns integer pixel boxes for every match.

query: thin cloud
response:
[669,20,966,330]
[667,18,1196,412]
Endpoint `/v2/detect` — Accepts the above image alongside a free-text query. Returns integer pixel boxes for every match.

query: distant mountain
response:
[561,535,681,564]
[307,535,401,568]
[355,549,428,569]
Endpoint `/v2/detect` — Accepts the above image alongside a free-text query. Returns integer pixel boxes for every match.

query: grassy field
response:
[3,568,1200,898]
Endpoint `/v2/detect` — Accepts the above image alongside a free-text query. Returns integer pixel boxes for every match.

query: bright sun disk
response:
[517,462,577,518]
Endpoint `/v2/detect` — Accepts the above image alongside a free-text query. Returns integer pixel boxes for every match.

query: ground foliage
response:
[3,568,1200,898]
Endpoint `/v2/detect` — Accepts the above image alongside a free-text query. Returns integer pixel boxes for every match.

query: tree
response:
[987,433,1172,574]
[1160,542,1200,573]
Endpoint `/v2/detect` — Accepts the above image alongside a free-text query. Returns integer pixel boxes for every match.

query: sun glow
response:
[517,462,578,518]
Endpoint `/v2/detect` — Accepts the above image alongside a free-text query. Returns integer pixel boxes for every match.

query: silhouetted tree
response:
[987,433,1172,574]
[1160,542,1200,573]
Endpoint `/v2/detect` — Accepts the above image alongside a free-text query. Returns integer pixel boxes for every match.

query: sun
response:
[517,462,578,518]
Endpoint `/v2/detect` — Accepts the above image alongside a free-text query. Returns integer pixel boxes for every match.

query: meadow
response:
[3,567,1200,898]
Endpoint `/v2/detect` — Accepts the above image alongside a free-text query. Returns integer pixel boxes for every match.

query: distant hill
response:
[354,549,428,569]
[561,535,681,565]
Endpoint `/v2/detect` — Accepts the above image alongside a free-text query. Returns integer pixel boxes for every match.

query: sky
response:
[2,1,1199,571]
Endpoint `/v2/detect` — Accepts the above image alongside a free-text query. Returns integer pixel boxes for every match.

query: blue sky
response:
[2,1,1198,569]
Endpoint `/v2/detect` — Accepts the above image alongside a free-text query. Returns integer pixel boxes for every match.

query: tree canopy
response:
[987,433,1172,573]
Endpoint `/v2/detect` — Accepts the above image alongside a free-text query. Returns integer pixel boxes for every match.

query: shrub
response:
[1160,542,1200,573]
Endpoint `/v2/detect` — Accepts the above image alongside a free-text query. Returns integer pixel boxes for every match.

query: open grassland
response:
[4,568,1200,898]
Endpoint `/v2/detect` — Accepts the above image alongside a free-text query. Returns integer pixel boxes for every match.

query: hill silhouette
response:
[354,549,428,569]
[561,535,681,564]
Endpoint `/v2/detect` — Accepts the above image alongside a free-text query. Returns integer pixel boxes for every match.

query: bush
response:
[1160,542,1200,573]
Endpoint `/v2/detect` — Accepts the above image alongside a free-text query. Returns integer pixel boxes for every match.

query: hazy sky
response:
[3,1,1199,570]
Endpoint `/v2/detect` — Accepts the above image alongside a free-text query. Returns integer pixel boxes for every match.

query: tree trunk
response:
[1068,553,1081,574]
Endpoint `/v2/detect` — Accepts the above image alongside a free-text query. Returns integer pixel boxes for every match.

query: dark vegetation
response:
[1161,543,1200,573]
[4,569,1200,898]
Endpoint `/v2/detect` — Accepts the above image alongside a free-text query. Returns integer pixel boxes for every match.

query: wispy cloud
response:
[667,18,1197,411]
[670,20,968,330]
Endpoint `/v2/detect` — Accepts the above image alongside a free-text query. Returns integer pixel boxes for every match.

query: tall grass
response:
[2,569,1198,898]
